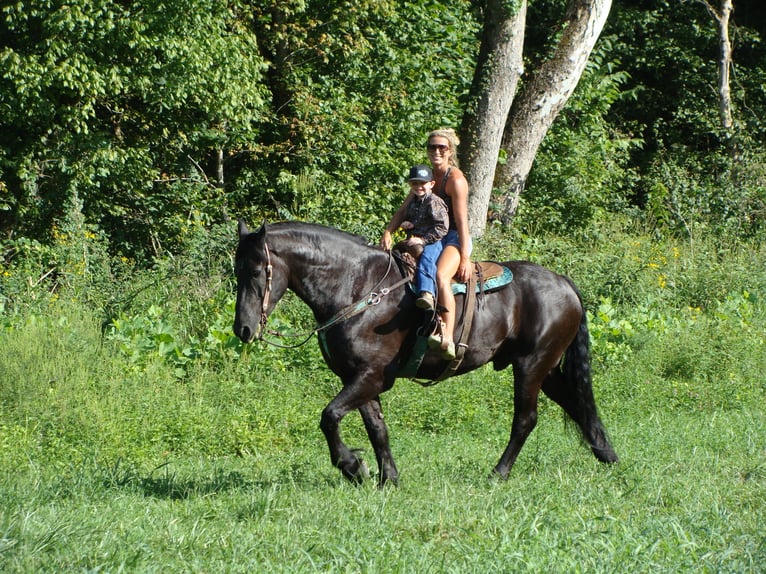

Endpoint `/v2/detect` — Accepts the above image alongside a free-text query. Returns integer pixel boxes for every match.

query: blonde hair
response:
[427,128,460,168]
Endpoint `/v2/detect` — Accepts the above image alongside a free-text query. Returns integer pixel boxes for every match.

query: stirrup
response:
[440,340,456,360]
[427,319,454,360]
[427,331,442,349]
[427,318,445,349]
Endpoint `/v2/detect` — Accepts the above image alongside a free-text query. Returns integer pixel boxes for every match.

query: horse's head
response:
[233,219,284,343]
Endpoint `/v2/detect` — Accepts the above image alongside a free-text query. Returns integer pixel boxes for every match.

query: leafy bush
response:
[3,213,764,464]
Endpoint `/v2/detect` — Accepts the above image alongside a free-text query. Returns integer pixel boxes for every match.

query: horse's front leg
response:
[320,377,385,484]
[359,398,398,487]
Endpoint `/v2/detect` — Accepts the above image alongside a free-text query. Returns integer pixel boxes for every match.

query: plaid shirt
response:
[404,192,449,244]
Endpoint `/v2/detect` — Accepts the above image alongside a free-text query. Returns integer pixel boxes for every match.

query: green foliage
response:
[3,0,766,257]
[521,39,642,233]
[643,142,766,240]
[0,0,481,256]
[1,0,269,255]
[237,0,479,237]
[0,187,114,318]
[601,0,766,236]
[0,235,58,319]
[109,303,238,377]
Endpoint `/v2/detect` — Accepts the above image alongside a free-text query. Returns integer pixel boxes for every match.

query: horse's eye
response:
[248,268,263,287]
[239,267,261,279]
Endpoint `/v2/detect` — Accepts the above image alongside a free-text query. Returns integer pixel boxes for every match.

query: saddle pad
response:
[408,262,513,296]
[452,264,513,295]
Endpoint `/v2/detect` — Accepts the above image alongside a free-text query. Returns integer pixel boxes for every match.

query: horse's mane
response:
[267,220,377,249]
[266,221,386,265]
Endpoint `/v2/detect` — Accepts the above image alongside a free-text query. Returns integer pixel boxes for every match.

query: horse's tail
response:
[563,310,597,425]
[563,294,619,463]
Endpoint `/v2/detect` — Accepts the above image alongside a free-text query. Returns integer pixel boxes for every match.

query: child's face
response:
[409,180,434,198]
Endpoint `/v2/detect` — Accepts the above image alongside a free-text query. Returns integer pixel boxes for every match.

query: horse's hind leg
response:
[359,398,399,487]
[493,365,545,480]
[541,369,618,463]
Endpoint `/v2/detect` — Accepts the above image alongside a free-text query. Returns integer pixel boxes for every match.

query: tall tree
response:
[690,0,736,158]
[459,0,526,236]
[462,0,613,236]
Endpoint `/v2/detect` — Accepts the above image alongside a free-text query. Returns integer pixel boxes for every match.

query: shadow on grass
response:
[100,457,340,500]
[101,459,251,500]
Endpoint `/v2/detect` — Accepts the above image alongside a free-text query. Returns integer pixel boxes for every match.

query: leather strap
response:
[435,263,477,381]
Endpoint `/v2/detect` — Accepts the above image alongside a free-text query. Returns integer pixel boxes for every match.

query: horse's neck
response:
[280,235,384,318]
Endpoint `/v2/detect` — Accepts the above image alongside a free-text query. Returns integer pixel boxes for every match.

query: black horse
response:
[234,220,617,485]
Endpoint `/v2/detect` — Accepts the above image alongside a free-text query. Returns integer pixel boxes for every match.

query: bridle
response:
[253,240,412,349]
[258,241,274,337]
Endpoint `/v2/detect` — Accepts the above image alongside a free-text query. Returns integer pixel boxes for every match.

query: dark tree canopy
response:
[0,0,764,260]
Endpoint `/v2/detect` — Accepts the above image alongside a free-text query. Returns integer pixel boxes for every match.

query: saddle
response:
[393,244,512,295]
[472,260,505,280]
[454,261,507,292]
[393,249,514,383]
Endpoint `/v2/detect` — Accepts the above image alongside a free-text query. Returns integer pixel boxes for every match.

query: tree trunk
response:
[696,0,736,159]
[716,0,734,134]
[459,0,526,238]
[496,0,612,225]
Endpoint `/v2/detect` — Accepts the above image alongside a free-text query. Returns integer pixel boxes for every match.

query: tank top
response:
[434,167,456,231]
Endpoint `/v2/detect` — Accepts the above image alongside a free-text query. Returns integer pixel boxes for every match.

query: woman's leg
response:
[435,244,461,355]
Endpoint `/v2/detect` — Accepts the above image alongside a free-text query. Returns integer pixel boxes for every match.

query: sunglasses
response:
[427,143,449,153]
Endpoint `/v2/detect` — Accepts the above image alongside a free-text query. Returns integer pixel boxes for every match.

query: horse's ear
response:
[254,219,267,241]
[237,219,249,239]
[238,218,267,243]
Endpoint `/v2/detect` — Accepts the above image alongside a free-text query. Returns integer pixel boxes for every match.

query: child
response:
[381,164,449,311]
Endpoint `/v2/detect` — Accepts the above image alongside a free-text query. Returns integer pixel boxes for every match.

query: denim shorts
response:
[441,229,472,255]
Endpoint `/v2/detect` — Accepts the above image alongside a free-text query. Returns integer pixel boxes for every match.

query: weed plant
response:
[1,223,764,572]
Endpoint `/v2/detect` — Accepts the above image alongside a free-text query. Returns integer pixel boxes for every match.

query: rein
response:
[256,244,411,349]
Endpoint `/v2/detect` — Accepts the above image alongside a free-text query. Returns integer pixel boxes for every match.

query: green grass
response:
[1,409,763,572]
[1,321,764,572]
[1,230,765,572]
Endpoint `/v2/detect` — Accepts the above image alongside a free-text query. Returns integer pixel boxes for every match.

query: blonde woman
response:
[424,128,472,359]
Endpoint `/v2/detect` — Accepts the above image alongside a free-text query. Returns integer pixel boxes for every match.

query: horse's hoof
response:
[596,450,619,464]
[591,442,619,464]
[359,459,370,480]
[340,452,369,484]
[378,472,399,489]
[489,467,509,482]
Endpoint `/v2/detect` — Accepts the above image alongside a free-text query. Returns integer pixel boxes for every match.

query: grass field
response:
[1,230,765,572]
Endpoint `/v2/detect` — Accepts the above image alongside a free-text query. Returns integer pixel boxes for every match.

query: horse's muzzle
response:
[233,321,259,344]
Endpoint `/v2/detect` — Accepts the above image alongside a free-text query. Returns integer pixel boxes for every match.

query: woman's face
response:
[427,136,451,170]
